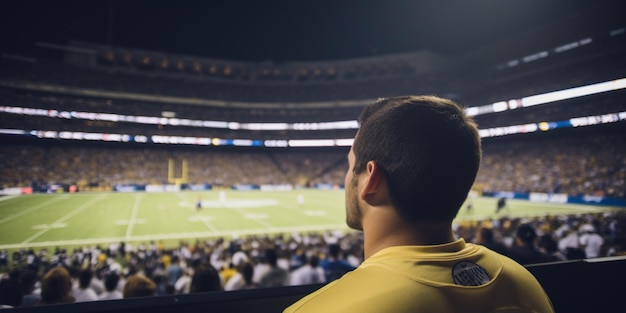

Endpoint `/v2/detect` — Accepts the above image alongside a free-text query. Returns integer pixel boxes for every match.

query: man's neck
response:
[362,217,455,259]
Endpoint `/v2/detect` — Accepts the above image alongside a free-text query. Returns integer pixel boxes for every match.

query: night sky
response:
[1,0,622,62]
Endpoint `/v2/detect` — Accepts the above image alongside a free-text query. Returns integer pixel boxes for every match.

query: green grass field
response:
[0,189,615,252]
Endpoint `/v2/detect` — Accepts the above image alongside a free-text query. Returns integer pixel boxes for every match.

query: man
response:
[319,244,354,282]
[166,255,184,288]
[289,254,326,286]
[474,226,510,257]
[259,248,289,288]
[98,272,123,300]
[72,268,98,302]
[508,224,551,265]
[495,197,510,214]
[196,197,202,211]
[284,95,554,313]
[578,223,604,258]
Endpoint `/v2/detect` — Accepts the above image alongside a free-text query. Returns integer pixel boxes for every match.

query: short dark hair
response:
[264,248,278,266]
[104,272,120,292]
[190,263,222,293]
[516,225,537,244]
[328,244,341,258]
[78,268,93,289]
[480,228,495,242]
[353,95,481,222]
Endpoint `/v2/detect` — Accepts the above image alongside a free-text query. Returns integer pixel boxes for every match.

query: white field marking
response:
[189,215,219,232]
[0,223,350,250]
[115,219,146,225]
[200,218,218,232]
[32,223,67,229]
[21,194,106,244]
[243,213,268,219]
[125,194,143,240]
[303,210,328,216]
[0,195,69,224]
[182,198,281,230]
[176,192,194,211]
[276,194,343,223]
[188,216,214,222]
[230,206,276,230]
[0,195,19,202]
[198,199,279,209]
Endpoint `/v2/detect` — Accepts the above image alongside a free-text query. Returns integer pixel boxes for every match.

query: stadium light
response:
[521,78,626,107]
[288,139,335,147]
[3,77,625,129]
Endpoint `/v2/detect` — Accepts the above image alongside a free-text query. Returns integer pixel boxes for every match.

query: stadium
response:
[1,1,625,312]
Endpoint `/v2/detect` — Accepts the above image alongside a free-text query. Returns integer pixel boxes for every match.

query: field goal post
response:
[168,159,188,186]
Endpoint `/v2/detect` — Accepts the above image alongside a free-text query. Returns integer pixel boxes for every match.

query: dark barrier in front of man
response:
[525,256,626,313]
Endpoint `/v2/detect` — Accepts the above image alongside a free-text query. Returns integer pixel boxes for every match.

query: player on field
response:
[495,197,510,214]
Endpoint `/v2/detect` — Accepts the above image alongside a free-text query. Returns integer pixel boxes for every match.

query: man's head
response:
[104,272,120,292]
[516,224,537,245]
[123,274,156,298]
[346,95,481,229]
[78,267,93,289]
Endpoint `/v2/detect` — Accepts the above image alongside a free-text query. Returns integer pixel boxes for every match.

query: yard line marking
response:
[188,213,219,233]
[198,215,219,233]
[281,201,343,224]
[0,195,19,202]
[0,195,69,224]
[125,194,143,240]
[0,223,349,250]
[231,207,277,230]
[21,194,106,244]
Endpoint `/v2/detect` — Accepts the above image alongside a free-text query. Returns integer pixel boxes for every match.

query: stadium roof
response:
[1,0,624,62]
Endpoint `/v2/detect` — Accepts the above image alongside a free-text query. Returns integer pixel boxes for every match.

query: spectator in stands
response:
[98,272,123,301]
[18,270,41,307]
[284,96,554,312]
[37,266,75,305]
[289,254,325,286]
[0,279,22,308]
[219,262,237,285]
[123,274,157,298]
[240,262,260,290]
[579,223,605,258]
[538,234,567,262]
[73,267,99,302]
[166,255,184,288]
[189,263,222,293]
[508,224,551,265]
[173,267,193,294]
[223,251,250,291]
[319,244,354,282]
[557,224,585,259]
[259,248,289,288]
[474,226,510,257]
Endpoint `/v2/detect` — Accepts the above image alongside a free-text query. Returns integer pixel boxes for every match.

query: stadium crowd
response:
[1,210,624,308]
[1,128,624,198]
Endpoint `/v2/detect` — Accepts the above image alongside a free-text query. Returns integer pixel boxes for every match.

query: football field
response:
[0,189,614,252]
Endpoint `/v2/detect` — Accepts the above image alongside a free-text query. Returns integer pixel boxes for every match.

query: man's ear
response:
[360,161,388,205]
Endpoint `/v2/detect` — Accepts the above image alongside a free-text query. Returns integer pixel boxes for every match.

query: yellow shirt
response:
[284,239,554,313]
[162,254,171,269]
[220,267,238,284]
